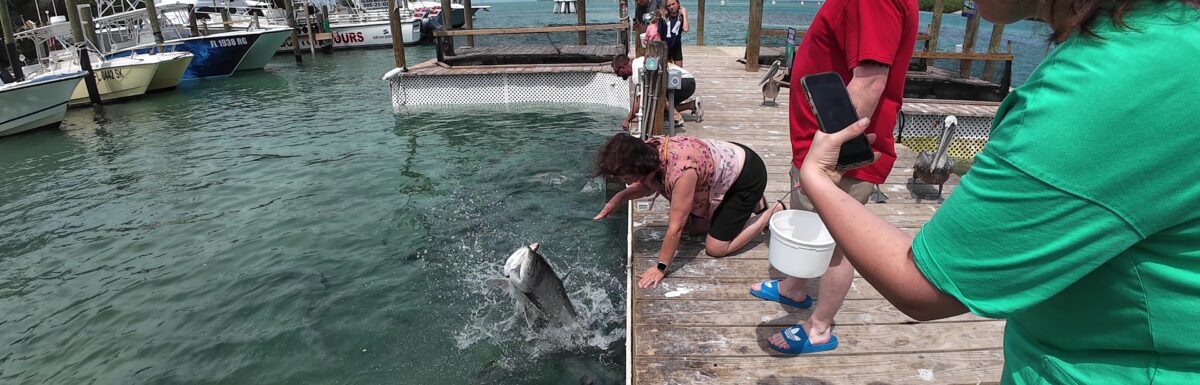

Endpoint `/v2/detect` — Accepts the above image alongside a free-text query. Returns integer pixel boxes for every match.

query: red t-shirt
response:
[788,0,918,184]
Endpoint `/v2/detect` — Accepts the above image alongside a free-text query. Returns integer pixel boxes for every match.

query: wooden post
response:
[79,4,99,51]
[187,5,200,36]
[577,0,586,45]
[0,0,24,80]
[981,23,1005,82]
[305,6,317,56]
[65,0,102,107]
[696,0,705,46]
[220,7,232,32]
[745,0,763,71]
[927,0,943,52]
[618,0,629,51]
[144,0,166,49]
[284,0,303,62]
[464,0,474,47]
[440,0,455,56]
[959,12,981,78]
[387,0,407,69]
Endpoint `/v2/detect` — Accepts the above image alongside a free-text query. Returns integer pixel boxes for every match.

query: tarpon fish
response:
[502,243,580,329]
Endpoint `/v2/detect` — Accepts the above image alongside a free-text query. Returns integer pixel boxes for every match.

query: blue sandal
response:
[750,280,812,308]
[770,324,839,355]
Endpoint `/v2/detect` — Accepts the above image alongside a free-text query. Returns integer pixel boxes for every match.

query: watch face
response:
[657,262,667,271]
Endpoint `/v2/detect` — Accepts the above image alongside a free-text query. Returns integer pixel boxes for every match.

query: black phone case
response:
[800,73,874,170]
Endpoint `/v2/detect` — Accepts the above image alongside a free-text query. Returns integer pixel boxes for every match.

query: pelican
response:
[913,115,958,202]
[759,60,789,106]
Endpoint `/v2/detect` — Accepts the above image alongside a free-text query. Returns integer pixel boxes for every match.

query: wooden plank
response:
[634,300,994,327]
[635,322,1004,355]
[638,352,1005,385]
[432,22,627,37]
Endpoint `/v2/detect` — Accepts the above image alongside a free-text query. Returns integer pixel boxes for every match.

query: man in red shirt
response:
[750,0,919,354]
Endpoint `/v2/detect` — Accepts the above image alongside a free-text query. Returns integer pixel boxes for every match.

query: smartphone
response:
[800,72,875,170]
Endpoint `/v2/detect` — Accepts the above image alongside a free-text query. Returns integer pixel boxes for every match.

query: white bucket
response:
[768,210,836,278]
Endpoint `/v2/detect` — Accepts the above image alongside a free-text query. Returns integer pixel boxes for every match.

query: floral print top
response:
[645,136,746,218]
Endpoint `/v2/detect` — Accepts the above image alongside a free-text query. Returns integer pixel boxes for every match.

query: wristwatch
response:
[656,261,668,272]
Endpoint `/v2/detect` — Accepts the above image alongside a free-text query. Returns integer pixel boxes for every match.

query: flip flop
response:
[761,200,786,234]
[749,279,812,308]
[770,324,839,355]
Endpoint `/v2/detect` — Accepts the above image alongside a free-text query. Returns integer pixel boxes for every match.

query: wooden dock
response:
[629,46,1005,384]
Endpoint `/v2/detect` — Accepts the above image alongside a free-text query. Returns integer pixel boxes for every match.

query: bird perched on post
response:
[759,60,789,106]
[913,115,958,202]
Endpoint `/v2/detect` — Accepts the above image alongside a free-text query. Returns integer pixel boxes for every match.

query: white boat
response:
[279,17,423,52]
[0,72,86,137]
[234,27,293,71]
[144,51,194,91]
[34,52,164,105]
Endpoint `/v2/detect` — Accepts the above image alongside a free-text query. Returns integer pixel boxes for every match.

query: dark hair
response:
[594,133,660,179]
[1048,0,1200,41]
[610,54,631,75]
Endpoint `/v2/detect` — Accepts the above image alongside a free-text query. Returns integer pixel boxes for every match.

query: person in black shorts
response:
[657,0,688,67]
[594,134,784,288]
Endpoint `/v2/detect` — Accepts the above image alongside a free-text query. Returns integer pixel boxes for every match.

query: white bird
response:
[759,60,789,106]
[913,115,958,202]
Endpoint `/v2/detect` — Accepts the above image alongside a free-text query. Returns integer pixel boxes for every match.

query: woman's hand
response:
[595,198,622,220]
[638,266,665,288]
[800,117,878,185]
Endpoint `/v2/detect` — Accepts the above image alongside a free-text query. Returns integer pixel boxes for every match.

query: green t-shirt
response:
[912,3,1200,384]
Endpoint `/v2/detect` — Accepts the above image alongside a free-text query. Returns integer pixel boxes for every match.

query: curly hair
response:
[1048,0,1200,41]
[594,133,661,180]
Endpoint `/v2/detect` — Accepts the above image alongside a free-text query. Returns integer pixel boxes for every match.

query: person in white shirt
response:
[611,54,701,130]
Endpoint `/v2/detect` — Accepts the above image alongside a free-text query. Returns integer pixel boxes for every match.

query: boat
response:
[144,51,194,91]
[100,2,291,78]
[0,72,86,137]
[13,23,167,105]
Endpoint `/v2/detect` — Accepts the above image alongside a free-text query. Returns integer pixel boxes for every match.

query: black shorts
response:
[707,143,768,242]
[668,43,683,62]
[675,78,696,102]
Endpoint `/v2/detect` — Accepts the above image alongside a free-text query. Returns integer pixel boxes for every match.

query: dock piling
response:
[577,0,587,45]
[388,0,407,69]
[284,0,303,62]
[65,0,102,108]
[928,0,944,52]
[696,0,705,46]
[0,0,23,81]
[464,0,474,47]
[304,5,317,56]
[440,0,455,57]
[981,23,1005,82]
[220,6,232,32]
[745,0,763,71]
[959,12,981,78]
[187,5,200,36]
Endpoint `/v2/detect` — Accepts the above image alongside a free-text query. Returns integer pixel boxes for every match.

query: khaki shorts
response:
[789,165,873,211]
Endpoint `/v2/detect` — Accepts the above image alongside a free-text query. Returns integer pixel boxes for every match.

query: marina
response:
[1,0,1052,383]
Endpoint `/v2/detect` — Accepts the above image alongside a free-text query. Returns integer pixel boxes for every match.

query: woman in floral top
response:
[595,133,783,288]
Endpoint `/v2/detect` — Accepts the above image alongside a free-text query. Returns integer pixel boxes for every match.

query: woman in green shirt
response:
[768,0,1200,383]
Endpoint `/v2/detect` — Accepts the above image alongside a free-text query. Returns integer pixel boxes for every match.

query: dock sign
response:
[785,27,797,68]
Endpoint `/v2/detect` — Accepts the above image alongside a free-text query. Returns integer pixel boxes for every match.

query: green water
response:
[1,44,627,384]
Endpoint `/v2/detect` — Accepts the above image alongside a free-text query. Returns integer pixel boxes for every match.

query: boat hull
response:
[148,53,194,91]
[69,61,159,105]
[278,20,422,52]
[235,28,292,71]
[0,73,85,137]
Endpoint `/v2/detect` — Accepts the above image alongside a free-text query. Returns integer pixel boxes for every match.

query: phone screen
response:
[801,72,875,169]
